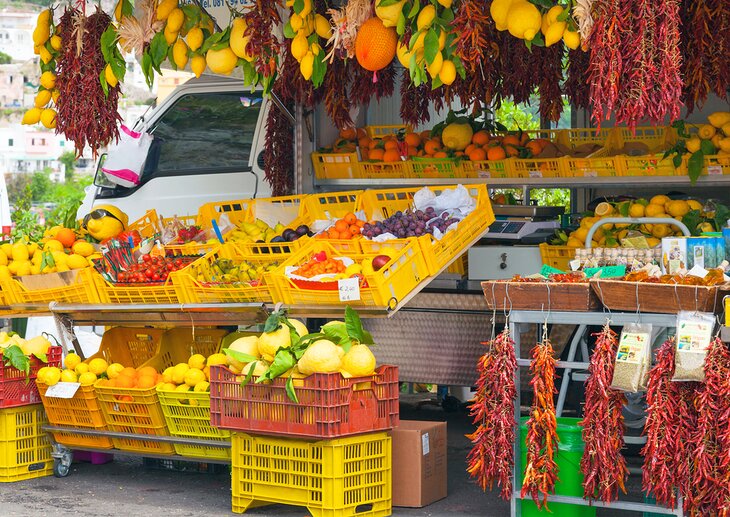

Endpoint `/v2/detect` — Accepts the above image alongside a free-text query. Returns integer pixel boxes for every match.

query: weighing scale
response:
[483,205,565,244]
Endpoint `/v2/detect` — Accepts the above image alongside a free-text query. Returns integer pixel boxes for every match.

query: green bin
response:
[519,417,596,517]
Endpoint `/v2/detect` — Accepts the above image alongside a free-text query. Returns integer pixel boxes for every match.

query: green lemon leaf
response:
[687,150,704,184]
[3,345,30,376]
[397,11,407,36]
[408,0,420,18]
[285,376,299,403]
[424,28,439,64]
[222,348,259,364]
[241,361,256,386]
[283,21,295,39]
[99,69,109,97]
[345,306,364,343]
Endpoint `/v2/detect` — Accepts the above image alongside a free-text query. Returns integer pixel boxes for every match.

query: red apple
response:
[372,255,391,271]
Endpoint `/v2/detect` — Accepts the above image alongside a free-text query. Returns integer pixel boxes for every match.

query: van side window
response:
[149,91,263,174]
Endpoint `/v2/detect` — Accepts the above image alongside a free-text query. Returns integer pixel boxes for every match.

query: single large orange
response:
[355,18,397,72]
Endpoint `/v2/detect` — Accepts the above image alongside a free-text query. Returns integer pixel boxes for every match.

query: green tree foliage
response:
[495,100,540,131]
[0,51,11,64]
[58,151,76,183]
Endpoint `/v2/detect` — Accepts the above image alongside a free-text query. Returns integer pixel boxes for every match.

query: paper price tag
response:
[338,277,361,302]
[45,382,80,399]
[478,171,491,178]
[584,170,598,177]
[584,265,626,279]
[707,165,723,176]
[422,433,430,455]
[529,170,542,178]
[569,259,581,271]
[540,264,565,276]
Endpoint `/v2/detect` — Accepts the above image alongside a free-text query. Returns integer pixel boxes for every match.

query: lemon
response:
[64,353,81,370]
[88,358,108,376]
[629,203,645,218]
[172,363,190,384]
[698,124,716,140]
[685,137,701,153]
[257,325,291,362]
[37,366,50,384]
[566,237,583,248]
[297,339,342,375]
[175,384,191,392]
[161,382,177,391]
[186,27,204,52]
[0,254,6,266]
[396,43,413,68]
[490,0,515,31]
[164,25,178,45]
[61,369,78,383]
[44,367,61,386]
[51,251,68,268]
[191,54,206,78]
[206,47,238,75]
[544,21,566,47]
[708,112,730,129]
[107,363,124,379]
[71,241,94,257]
[11,243,29,261]
[644,204,666,218]
[35,89,52,108]
[426,50,443,77]
[172,38,189,69]
[649,194,671,207]
[289,13,303,32]
[188,354,206,370]
[666,200,690,218]
[593,202,614,217]
[341,344,376,377]
[193,381,210,392]
[375,0,406,27]
[417,4,436,30]
[162,366,174,383]
[652,224,672,238]
[1,243,13,259]
[184,367,206,387]
[102,64,118,88]
[156,0,177,21]
[16,261,31,276]
[722,122,730,137]
[287,318,309,337]
[572,227,588,243]
[314,14,332,38]
[563,30,580,50]
[300,50,314,80]
[76,363,90,378]
[79,372,97,386]
[206,352,227,367]
[291,31,309,61]
[66,254,88,269]
[44,239,63,252]
[718,138,730,153]
[507,1,541,40]
[686,199,703,211]
[40,71,57,89]
[166,8,184,32]
[441,123,474,151]
[438,60,457,85]
[22,107,42,125]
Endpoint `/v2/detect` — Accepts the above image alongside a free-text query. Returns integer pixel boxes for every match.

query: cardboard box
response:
[391,420,447,507]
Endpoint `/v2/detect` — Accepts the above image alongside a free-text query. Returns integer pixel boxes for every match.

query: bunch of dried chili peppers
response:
[580,324,628,503]
[467,328,518,501]
[521,337,559,509]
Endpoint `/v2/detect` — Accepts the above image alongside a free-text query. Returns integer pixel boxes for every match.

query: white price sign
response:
[338,277,361,302]
[45,382,80,399]
[707,165,723,176]
[478,171,491,178]
[584,170,598,177]
[529,170,542,178]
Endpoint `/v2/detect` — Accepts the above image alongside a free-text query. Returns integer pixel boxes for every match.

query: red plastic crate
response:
[0,346,62,409]
[209,365,399,439]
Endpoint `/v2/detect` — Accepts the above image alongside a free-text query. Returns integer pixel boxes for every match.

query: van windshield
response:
[148,91,263,173]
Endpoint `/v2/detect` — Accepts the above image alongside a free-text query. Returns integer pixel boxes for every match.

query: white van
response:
[80,75,272,222]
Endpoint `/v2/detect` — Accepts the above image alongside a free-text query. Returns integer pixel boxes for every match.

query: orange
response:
[120,367,137,378]
[119,395,133,402]
[455,151,465,157]
[520,132,530,145]
[468,147,487,161]
[358,137,372,149]
[464,144,477,156]
[137,366,158,378]
[404,133,421,147]
[423,140,441,155]
[433,151,448,158]
[525,140,543,157]
[349,224,361,235]
[472,130,490,146]
[355,18,397,71]
[369,148,385,161]
[115,375,134,388]
[504,145,519,157]
[383,149,401,162]
[487,146,507,160]
[407,145,418,156]
[344,212,357,225]
[339,127,357,140]
[327,229,340,239]
[335,219,349,232]
[55,228,76,249]
[368,139,379,149]
[384,139,399,151]
[339,229,352,239]
[355,220,365,228]
[417,150,425,156]
[502,135,520,147]
[136,375,157,389]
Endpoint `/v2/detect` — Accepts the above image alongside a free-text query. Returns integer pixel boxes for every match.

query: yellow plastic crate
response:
[95,383,174,455]
[693,154,730,176]
[156,387,230,460]
[160,214,217,257]
[231,432,391,516]
[564,147,625,177]
[358,184,494,276]
[410,158,462,178]
[173,243,274,304]
[126,209,161,239]
[360,160,412,179]
[0,404,52,482]
[621,154,678,177]
[91,269,184,305]
[446,252,468,275]
[365,124,410,139]
[539,243,575,272]
[141,327,228,372]
[1,267,100,306]
[511,157,568,178]
[86,327,165,368]
[271,239,429,308]
[38,383,114,449]
[197,199,254,229]
[302,190,363,222]
[461,159,512,179]
[311,152,361,179]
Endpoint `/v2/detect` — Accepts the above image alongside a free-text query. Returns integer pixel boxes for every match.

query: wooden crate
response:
[482,280,600,312]
[589,279,726,314]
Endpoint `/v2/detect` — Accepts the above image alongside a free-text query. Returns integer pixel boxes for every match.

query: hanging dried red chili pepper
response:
[322,58,352,129]
[709,0,730,98]
[55,8,121,157]
[467,328,518,501]
[688,337,730,515]
[521,337,559,510]
[565,50,591,111]
[653,0,683,123]
[500,36,539,106]
[537,45,565,124]
[243,0,282,93]
[580,324,628,503]
[399,75,433,128]
[349,61,395,107]
[680,0,715,113]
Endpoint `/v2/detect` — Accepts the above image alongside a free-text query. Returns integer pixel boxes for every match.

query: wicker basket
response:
[482,280,600,312]
[590,279,727,314]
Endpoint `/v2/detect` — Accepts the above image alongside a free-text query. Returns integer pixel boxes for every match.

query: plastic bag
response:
[672,311,715,382]
[101,125,153,188]
[611,323,653,392]
[413,184,476,218]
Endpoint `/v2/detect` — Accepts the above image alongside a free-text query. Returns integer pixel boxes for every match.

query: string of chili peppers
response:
[466,327,518,501]
[580,324,628,503]
[521,333,559,510]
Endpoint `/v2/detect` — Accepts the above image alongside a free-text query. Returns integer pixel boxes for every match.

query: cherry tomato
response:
[142,254,152,263]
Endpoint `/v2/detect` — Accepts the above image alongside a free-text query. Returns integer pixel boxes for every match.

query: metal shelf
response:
[315,175,730,189]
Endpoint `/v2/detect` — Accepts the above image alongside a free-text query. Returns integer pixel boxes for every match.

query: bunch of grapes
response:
[361,207,460,239]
